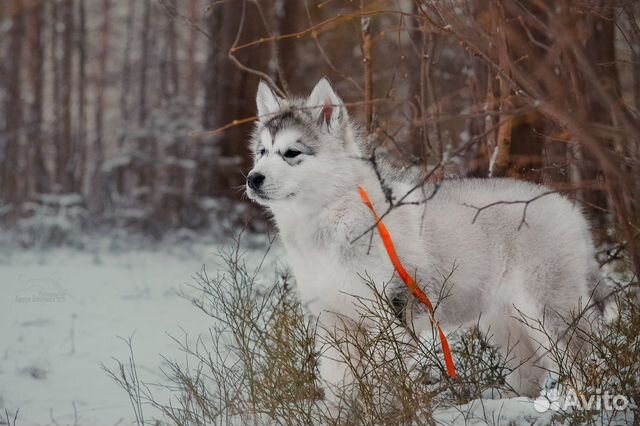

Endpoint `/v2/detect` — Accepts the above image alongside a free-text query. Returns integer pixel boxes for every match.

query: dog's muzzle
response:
[247,172,265,191]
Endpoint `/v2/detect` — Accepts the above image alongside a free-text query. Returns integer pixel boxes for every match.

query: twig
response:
[463,190,557,230]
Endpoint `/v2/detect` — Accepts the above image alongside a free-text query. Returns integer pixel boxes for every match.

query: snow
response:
[100,154,132,173]
[488,143,499,177]
[0,243,230,425]
[0,241,633,425]
[33,193,84,207]
[162,157,196,170]
[433,397,555,425]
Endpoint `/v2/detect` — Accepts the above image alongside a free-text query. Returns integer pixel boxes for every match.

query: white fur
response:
[306,77,343,127]
[256,81,282,121]
[246,78,600,401]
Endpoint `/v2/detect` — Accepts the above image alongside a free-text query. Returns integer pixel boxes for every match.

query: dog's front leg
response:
[315,300,422,420]
[315,313,365,421]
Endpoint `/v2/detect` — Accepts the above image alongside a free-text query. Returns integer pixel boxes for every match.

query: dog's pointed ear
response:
[306,77,346,130]
[256,81,282,121]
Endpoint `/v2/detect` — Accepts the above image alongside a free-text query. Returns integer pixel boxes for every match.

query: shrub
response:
[105,237,638,425]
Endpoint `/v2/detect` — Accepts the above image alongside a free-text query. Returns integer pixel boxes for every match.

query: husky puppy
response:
[245,78,602,400]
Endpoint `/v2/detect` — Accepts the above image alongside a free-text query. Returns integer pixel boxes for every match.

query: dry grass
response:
[104,237,639,425]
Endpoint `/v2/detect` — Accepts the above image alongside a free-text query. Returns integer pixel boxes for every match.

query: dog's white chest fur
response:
[275,201,380,316]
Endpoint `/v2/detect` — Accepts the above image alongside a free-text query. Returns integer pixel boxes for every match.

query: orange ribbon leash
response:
[358,186,458,379]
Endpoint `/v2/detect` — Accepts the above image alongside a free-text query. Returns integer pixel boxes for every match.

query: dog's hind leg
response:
[480,302,553,397]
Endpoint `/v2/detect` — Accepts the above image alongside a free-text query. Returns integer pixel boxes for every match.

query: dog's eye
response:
[259,148,266,156]
[283,149,301,159]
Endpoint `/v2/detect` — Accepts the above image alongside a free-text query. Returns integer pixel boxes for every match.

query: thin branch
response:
[463,190,557,230]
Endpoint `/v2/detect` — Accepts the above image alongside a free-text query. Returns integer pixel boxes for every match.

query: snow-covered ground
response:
[0,239,270,426]
[0,239,632,425]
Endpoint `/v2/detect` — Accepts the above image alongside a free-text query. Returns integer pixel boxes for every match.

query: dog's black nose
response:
[247,172,265,190]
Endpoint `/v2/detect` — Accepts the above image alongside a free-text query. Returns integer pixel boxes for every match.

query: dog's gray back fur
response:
[246,78,603,398]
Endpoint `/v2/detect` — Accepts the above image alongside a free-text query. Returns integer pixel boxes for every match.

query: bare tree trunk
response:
[623,3,640,111]
[580,5,638,273]
[580,6,617,241]
[1,0,25,212]
[57,0,75,193]
[89,0,111,213]
[545,3,618,242]
[25,1,48,195]
[120,0,136,131]
[50,0,61,190]
[186,0,199,99]
[75,0,87,193]
[139,0,152,124]
[161,0,179,99]
[169,0,179,98]
[489,0,546,182]
[95,0,110,163]
[489,1,513,178]
[276,0,305,94]
[200,0,272,197]
[138,0,158,203]
[408,3,432,163]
